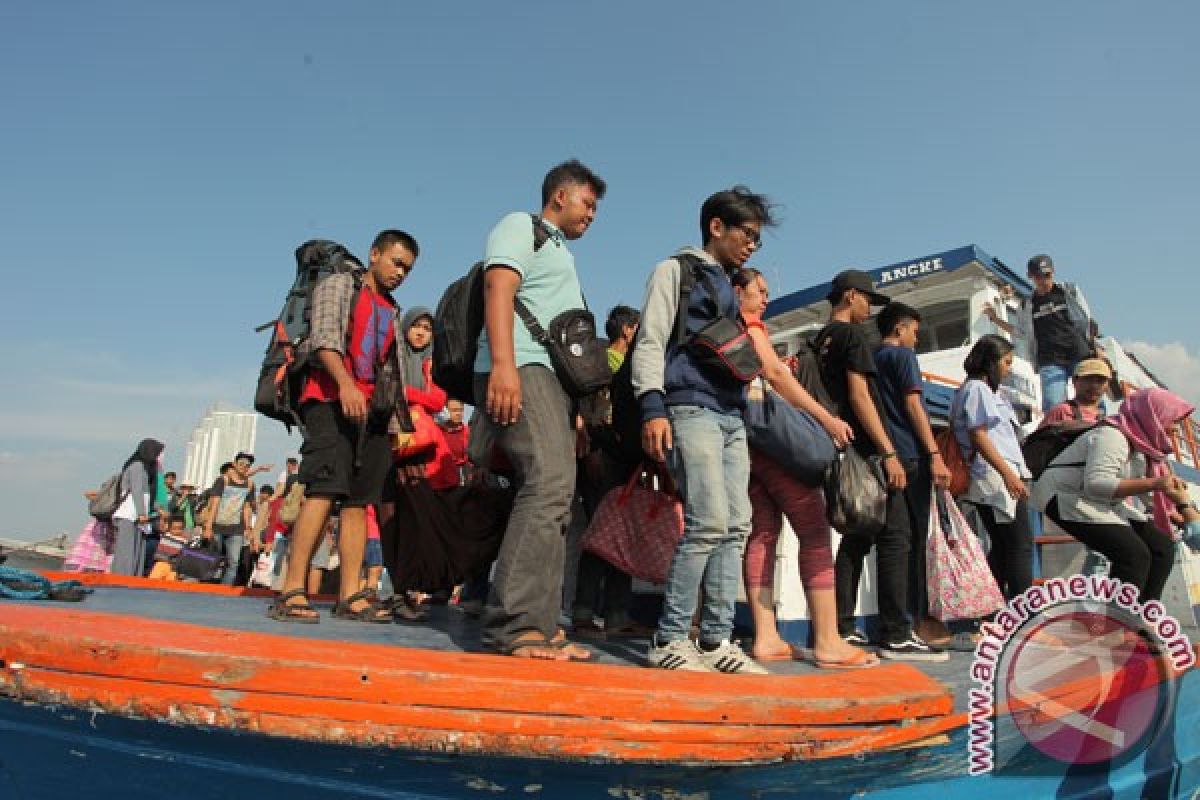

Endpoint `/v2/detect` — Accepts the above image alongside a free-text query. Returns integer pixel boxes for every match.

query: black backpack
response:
[790,330,835,414]
[254,240,362,432]
[431,215,552,404]
[1022,402,1098,480]
[609,254,703,467]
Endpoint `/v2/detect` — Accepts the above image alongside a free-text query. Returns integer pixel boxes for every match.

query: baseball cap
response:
[828,269,891,306]
[1073,358,1112,380]
[1027,254,1054,275]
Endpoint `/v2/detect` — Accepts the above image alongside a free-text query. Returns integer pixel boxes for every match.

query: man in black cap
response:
[984,254,1095,412]
[815,269,947,662]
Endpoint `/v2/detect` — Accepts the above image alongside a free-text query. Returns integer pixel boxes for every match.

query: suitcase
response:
[175,538,227,582]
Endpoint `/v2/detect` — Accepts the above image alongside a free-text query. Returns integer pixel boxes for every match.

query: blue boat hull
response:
[4,665,1197,799]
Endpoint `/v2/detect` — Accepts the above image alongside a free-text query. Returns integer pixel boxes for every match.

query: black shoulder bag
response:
[682,264,762,384]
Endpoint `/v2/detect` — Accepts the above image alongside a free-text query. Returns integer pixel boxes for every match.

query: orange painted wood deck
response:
[0,575,963,765]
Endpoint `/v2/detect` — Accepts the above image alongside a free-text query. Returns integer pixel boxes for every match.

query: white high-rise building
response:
[182,403,258,490]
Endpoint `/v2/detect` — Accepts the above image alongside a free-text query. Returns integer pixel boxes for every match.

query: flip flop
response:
[550,630,593,661]
[495,633,564,660]
[811,649,881,670]
[754,644,808,662]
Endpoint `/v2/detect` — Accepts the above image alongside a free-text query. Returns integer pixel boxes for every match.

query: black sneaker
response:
[843,630,871,647]
[879,634,949,662]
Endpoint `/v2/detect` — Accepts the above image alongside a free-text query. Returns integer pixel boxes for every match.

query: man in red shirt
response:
[271,229,419,623]
[434,398,471,487]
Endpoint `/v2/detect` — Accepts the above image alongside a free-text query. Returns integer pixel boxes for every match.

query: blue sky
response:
[3,1,1199,540]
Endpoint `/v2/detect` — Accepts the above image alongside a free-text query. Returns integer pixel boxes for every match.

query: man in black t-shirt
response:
[816,270,946,662]
[204,454,256,586]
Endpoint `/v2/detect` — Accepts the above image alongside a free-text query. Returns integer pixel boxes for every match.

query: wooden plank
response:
[0,606,953,727]
[0,665,965,765]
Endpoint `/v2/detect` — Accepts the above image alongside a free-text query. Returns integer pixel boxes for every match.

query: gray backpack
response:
[88,473,126,521]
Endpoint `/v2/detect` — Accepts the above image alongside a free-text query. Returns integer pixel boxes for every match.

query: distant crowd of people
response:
[69,160,1200,674]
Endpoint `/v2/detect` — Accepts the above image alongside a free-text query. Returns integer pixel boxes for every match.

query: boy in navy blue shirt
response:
[872,302,953,648]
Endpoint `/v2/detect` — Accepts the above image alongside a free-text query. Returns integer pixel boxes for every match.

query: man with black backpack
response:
[270,230,418,624]
[816,271,947,662]
[471,160,606,661]
[632,186,776,674]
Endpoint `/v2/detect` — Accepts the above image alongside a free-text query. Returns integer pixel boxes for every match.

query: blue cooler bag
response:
[744,385,837,486]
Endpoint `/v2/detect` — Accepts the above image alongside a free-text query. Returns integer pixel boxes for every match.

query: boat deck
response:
[2,576,1198,798]
[3,576,996,696]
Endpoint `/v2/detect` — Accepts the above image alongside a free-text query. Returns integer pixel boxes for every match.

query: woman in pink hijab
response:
[1033,387,1194,602]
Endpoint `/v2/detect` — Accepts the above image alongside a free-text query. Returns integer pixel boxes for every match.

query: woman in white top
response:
[1031,387,1192,602]
[110,438,165,576]
[951,335,1033,599]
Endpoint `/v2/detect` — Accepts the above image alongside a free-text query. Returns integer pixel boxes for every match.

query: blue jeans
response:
[1039,364,1072,412]
[217,533,245,586]
[657,405,752,645]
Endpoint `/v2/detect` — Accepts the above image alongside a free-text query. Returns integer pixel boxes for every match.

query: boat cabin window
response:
[914,299,970,355]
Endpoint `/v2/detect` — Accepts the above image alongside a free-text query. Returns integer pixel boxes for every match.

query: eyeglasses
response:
[731,223,762,248]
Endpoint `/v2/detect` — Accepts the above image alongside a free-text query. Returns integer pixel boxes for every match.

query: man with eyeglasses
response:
[633,186,777,674]
[272,230,418,624]
[204,452,257,586]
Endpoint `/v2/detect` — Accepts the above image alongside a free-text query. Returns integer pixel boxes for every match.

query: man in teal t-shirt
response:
[473,160,606,661]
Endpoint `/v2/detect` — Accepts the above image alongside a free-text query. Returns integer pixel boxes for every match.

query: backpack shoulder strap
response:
[671,253,703,347]
[530,214,552,253]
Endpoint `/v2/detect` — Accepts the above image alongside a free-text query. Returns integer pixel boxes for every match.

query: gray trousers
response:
[111,518,147,576]
[474,365,576,650]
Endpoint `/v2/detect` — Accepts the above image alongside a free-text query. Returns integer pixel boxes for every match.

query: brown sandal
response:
[382,593,428,623]
[332,589,392,624]
[267,589,320,624]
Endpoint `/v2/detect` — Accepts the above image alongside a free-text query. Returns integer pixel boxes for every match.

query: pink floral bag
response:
[581,465,684,585]
[926,488,1005,622]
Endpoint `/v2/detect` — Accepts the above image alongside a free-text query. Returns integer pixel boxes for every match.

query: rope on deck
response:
[0,566,87,601]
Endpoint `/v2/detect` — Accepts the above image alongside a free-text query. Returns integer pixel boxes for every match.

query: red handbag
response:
[581,465,684,585]
[392,406,440,460]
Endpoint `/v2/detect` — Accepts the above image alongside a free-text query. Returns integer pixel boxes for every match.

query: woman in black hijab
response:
[110,438,164,576]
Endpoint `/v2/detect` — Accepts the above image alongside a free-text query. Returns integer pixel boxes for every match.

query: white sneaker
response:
[696,639,769,675]
[646,637,711,672]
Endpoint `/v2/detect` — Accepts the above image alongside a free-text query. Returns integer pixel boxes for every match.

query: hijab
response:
[400,306,434,390]
[1103,388,1194,533]
[122,438,165,497]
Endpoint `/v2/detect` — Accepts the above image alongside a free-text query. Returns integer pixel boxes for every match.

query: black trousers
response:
[1045,497,1175,603]
[836,460,928,643]
[573,447,636,625]
[976,500,1033,600]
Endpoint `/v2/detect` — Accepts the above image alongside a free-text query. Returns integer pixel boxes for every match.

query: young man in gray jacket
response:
[632,186,775,673]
